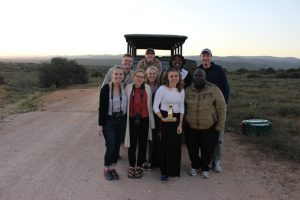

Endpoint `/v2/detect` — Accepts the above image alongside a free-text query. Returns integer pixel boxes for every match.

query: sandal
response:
[127,167,135,178]
[135,168,143,178]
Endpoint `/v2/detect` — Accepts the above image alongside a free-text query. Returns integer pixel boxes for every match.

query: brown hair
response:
[123,53,133,58]
[163,68,183,92]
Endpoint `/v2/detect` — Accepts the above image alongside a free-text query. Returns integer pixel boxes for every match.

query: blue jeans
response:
[212,132,224,161]
[103,115,126,166]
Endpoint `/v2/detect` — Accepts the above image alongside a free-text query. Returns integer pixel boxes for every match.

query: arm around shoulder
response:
[214,87,227,132]
[153,86,164,113]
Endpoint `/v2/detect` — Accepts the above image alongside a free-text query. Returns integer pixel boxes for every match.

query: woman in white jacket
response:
[124,69,155,178]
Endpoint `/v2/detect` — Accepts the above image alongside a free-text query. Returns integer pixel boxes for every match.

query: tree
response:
[39,57,88,88]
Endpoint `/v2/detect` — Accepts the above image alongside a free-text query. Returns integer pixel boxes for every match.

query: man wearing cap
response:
[101,53,134,88]
[137,48,162,75]
[198,48,230,173]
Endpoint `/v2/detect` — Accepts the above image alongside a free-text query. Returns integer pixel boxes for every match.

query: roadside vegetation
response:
[0,61,299,162]
[39,57,88,87]
[0,59,109,120]
[227,67,300,162]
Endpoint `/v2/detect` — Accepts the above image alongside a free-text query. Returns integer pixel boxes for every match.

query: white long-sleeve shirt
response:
[153,86,185,114]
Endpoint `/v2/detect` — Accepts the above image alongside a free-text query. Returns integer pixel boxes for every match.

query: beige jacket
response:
[136,58,162,74]
[185,82,227,132]
[124,83,155,147]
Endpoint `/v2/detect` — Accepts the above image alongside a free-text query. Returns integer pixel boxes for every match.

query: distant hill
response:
[1,55,299,70]
[186,56,300,70]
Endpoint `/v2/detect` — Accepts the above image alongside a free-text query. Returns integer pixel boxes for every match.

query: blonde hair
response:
[110,66,124,79]
[133,68,147,78]
[146,66,160,85]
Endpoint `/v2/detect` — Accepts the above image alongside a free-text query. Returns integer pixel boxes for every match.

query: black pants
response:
[128,117,149,167]
[147,114,161,168]
[186,125,219,171]
[103,115,126,166]
[160,111,182,177]
[148,128,161,168]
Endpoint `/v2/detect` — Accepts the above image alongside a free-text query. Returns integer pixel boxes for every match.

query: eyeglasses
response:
[135,75,145,79]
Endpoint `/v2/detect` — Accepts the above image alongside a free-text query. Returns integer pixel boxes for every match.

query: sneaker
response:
[214,160,222,172]
[147,162,152,170]
[104,169,113,181]
[201,171,210,179]
[160,175,168,183]
[188,168,198,176]
[142,162,152,171]
[111,169,119,180]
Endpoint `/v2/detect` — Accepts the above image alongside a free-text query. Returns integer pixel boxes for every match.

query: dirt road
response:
[0,88,299,200]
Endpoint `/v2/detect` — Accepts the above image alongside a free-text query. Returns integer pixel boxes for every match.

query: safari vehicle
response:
[124,34,197,73]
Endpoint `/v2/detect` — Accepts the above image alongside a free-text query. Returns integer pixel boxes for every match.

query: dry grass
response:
[227,70,300,162]
[1,62,300,162]
[0,62,107,120]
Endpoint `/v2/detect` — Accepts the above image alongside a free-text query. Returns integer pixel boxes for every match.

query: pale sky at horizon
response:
[1,0,300,58]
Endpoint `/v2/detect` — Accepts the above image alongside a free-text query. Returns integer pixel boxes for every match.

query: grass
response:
[0,62,44,120]
[0,62,107,120]
[1,62,299,163]
[227,70,300,162]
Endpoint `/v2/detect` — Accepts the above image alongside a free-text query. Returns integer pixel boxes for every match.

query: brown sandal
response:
[135,168,143,178]
[127,168,135,178]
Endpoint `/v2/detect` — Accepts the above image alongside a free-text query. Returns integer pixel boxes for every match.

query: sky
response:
[0,0,300,58]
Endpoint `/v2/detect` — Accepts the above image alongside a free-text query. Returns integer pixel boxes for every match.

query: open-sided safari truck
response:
[124,34,197,73]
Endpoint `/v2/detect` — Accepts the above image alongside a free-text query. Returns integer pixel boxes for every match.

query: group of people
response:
[98,48,229,183]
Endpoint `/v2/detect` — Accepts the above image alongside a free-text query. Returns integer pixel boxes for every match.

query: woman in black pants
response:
[153,69,185,183]
[124,69,155,178]
[98,66,127,181]
[143,66,161,170]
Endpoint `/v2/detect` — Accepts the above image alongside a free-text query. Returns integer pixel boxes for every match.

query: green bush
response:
[236,68,249,73]
[0,76,5,84]
[90,70,103,77]
[288,72,300,79]
[39,57,88,88]
[287,68,300,73]
[265,67,276,74]
[275,73,289,78]
[247,73,262,78]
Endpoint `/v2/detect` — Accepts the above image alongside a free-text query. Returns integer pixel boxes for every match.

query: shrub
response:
[288,72,300,79]
[90,71,103,77]
[287,68,299,73]
[0,76,5,85]
[275,73,289,78]
[274,71,300,79]
[265,67,276,74]
[236,68,249,73]
[247,73,262,78]
[39,57,88,88]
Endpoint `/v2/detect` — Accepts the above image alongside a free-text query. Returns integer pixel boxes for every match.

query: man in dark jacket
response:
[198,48,230,173]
